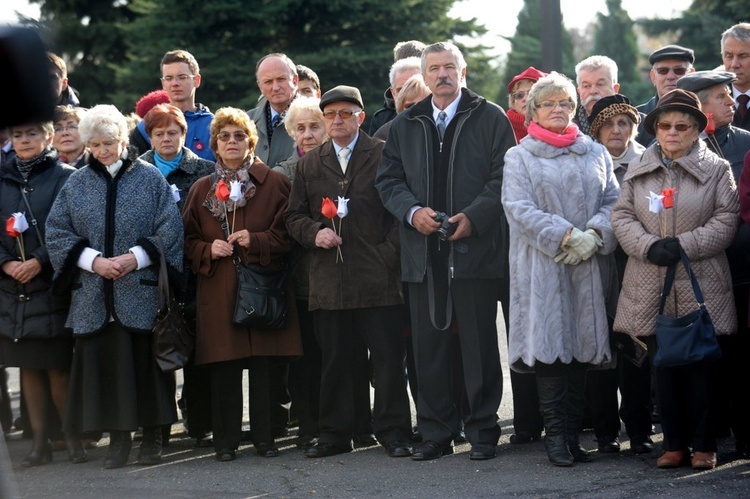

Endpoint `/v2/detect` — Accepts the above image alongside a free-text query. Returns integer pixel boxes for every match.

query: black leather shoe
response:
[597,437,621,454]
[295,435,317,450]
[304,442,352,458]
[470,443,497,460]
[353,433,377,449]
[137,426,163,465]
[21,442,52,467]
[631,437,655,455]
[509,432,540,444]
[412,441,453,461]
[255,443,279,457]
[385,441,413,457]
[215,449,236,461]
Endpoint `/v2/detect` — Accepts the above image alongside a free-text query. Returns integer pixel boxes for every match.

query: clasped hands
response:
[92,253,137,280]
[554,228,603,266]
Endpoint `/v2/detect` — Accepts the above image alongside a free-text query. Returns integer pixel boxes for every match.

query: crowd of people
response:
[1,21,750,474]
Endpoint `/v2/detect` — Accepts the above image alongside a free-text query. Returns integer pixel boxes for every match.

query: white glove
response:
[566,228,603,261]
[554,248,582,265]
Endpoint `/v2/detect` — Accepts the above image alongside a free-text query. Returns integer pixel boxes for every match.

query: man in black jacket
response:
[377,41,515,461]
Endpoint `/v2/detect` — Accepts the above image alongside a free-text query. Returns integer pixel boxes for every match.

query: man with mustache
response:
[572,55,620,136]
[377,41,515,461]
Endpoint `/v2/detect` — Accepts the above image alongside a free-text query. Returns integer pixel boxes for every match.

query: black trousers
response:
[647,336,717,452]
[313,306,411,446]
[209,357,275,452]
[713,284,749,447]
[585,367,620,439]
[618,354,653,440]
[182,362,212,438]
[408,278,503,446]
[287,300,322,439]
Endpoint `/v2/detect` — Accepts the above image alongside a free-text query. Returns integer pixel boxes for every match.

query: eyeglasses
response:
[161,74,195,83]
[654,67,688,76]
[322,110,361,120]
[655,122,694,132]
[537,100,573,111]
[512,90,528,101]
[217,131,249,142]
[54,124,79,133]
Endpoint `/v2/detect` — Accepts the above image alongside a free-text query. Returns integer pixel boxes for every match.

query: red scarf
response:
[507,108,527,142]
[527,121,579,148]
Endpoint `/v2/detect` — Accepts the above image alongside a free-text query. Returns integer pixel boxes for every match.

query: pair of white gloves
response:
[554,228,603,265]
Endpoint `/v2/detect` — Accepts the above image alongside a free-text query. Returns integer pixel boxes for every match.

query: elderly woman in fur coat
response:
[46,104,183,470]
[502,72,619,467]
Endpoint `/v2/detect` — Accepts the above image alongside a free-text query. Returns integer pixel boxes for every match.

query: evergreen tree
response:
[26,0,137,107]
[502,0,576,98]
[30,0,490,116]
[638,0,748,70]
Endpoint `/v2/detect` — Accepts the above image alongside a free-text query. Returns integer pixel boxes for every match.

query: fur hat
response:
[587,94,640,140]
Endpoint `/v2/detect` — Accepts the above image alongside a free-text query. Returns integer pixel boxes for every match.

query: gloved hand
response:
[646,237,681,266]
[566,228,603,261]
[554,248,582,265]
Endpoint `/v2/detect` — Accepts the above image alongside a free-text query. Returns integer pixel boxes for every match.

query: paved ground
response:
[2,313,749,498]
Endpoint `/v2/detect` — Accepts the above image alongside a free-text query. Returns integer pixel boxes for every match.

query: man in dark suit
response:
[377,42,515,461]
[722,23,750,132]
[285,85,412,459]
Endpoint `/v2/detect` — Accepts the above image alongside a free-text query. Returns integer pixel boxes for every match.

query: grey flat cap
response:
[676,71,737,93]
[320,85,364,110]
[648,45,695,65]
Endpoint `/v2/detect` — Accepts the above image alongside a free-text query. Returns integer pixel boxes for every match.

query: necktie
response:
[737,94,749,120]
[271,114,281,129]
[436,111,447,141]
[338,147,351,174]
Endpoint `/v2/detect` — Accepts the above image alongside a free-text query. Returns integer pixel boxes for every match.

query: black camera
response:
[432,211,457,241]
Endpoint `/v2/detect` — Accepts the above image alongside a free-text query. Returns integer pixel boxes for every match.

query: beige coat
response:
[612,141,739,337]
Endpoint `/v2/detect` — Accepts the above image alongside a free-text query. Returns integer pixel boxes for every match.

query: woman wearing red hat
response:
[506,66,547,142]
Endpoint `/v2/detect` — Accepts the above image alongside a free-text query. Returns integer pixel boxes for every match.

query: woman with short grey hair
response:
[502,72,619,467]
[46,104,184,469]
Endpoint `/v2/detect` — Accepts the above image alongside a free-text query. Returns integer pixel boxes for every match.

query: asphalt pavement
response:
[2,313,749,498]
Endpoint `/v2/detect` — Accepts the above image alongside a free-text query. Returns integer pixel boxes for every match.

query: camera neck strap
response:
[427,249,453,331]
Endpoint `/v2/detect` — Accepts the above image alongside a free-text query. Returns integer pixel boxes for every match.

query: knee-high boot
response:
[565,367,592,463]
[537,376,574,466]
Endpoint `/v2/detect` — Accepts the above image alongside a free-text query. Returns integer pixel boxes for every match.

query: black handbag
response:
[652,248,722,368]
[232,260,288,330]
[153,236,194,372]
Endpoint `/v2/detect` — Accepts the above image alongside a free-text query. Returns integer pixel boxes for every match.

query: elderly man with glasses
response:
[285,85,412,460]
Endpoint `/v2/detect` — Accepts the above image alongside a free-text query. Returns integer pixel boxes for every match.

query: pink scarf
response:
[528,121,579,148]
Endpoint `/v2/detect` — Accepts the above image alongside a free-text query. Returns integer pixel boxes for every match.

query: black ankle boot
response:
[537,376,574,467]
[137,426,163,465]
[66,433,88,464]
[104,430,132,469]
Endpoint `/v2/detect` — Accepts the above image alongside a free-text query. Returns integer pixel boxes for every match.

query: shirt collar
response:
[333,133,359,158]
[432,94,461,124]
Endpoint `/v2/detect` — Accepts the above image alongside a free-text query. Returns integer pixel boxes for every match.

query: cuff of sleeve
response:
[406,205,422,227]
[77,247,102,273]
[129,245,153,270]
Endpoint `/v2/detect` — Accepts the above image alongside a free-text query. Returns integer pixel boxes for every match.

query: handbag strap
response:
[154,235,171,310]
[18,186,45,247]
[658,247,706,314]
